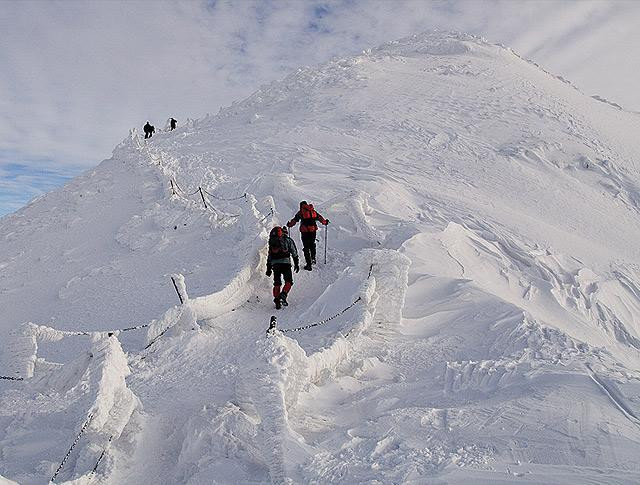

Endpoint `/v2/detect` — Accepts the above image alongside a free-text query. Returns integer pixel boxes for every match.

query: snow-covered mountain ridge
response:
[2,32,640,484]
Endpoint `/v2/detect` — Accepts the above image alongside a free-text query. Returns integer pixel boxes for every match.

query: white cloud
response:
[1,0,639,214]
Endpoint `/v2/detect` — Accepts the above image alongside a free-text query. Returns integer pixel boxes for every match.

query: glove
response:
[293,258,300,273]
[324,219,330,225]
[266,265,272,277]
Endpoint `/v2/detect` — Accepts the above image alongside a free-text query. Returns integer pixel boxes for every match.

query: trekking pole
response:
[324,223,328,264]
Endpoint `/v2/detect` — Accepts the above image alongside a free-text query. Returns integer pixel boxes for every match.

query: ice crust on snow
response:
[2,31,640,483]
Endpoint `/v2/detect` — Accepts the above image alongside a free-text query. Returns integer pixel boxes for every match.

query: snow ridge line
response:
[585,363,640,428]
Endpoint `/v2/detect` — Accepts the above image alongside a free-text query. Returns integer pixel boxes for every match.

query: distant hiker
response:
[170,117,177,131]
[287,201,329,271]
[266,226,299,309]
[143,121,155,139]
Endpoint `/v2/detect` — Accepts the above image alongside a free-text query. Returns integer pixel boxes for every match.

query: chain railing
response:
[267,264,374,336]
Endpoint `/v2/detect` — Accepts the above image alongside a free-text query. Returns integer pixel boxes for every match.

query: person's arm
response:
[288,238,298,259]
[287,211,301,228]
[316,212,329,225]
[289,238,300,272]
[266,248,273,275]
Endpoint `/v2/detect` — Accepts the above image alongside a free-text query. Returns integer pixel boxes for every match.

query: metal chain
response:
[201,188,247,201]
[120,323,150,332]
[90,435,114,475]
[275,264,374,335]
[280,296,363,333]
[0,375,24,381]
[173,179,247,201]
[260,208,274,223]
[51,412,95,482]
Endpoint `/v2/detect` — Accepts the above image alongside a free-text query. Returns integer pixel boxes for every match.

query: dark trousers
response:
[272,263,293,297]
[301,232,317,265]
[144,131,152,139]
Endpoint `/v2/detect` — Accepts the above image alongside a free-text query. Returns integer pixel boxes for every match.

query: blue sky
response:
[2,0,639,217]
[0,151,81,214]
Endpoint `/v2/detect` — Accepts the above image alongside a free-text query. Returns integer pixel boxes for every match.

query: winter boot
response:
[274,297,282,310]
[280,291,288,306]
[304,263,312,271]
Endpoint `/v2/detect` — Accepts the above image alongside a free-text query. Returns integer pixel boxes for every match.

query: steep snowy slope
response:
[2,32,640,484]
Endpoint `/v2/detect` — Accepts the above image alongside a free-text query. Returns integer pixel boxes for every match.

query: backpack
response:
[269,227,290,258]
[300,204,317,222]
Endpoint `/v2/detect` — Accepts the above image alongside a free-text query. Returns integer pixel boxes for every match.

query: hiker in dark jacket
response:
[266,225,299,309]
[170,117,177,130]
[143,121,155,139]
[287,201,329,271]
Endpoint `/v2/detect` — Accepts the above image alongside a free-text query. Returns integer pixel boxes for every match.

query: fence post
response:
[267,316,277,336]
[171,276,185,304]
[198,187,208,209]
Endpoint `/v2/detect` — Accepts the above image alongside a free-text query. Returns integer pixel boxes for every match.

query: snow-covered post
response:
[170,274,188,305]
[245,333,311,483]
[267,316,278,336]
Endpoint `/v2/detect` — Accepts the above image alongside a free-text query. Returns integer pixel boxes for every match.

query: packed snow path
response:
[2,32,640,484]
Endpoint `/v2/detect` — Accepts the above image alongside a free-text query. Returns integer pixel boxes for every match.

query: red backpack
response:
[300,203,317,221]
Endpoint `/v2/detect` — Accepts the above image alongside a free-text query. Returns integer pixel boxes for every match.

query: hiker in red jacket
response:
[287,200,329,271]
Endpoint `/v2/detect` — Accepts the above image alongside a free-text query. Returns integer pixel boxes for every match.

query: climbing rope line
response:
[0,375,24,381]
[51,412,95,482]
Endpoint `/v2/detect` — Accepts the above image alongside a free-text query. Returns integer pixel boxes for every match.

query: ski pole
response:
[324,223,328,264]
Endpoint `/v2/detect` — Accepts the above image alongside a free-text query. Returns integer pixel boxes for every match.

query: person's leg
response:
[280,265,293,305]
[310,235,317,264]
[272,266,283,308]
[301,232,314,269]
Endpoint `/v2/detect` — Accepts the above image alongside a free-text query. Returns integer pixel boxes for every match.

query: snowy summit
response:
[2,32,640,484]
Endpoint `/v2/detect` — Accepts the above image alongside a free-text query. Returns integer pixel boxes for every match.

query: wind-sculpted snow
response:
[439,221,640,361]
[3,31,640,483]
[0,333,140,484]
